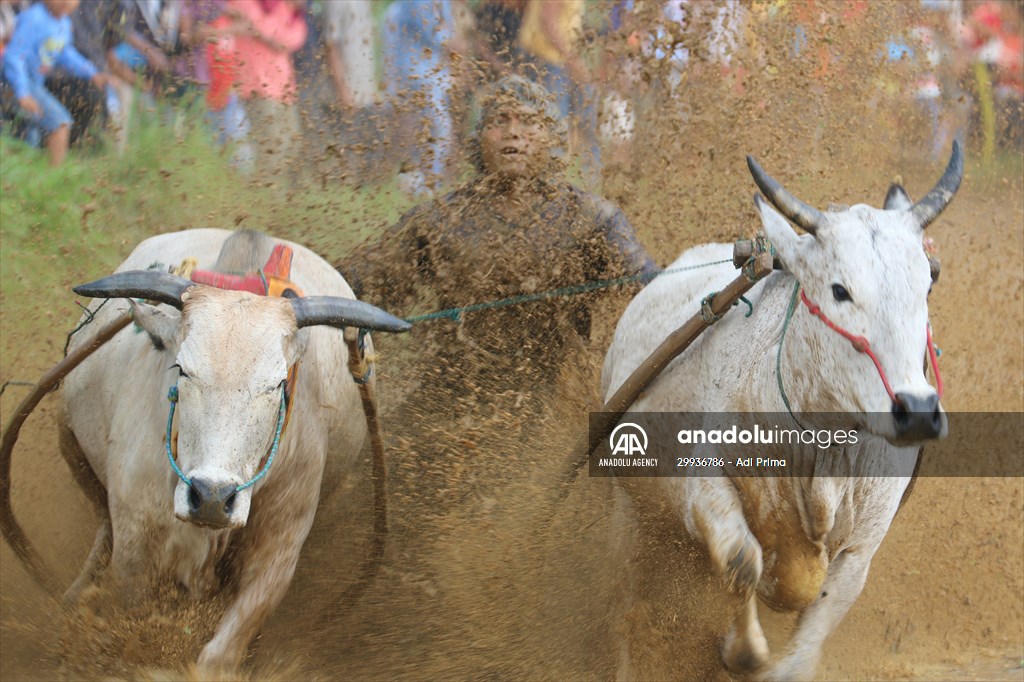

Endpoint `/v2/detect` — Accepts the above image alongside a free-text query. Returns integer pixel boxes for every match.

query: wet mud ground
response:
[2,1,1023,679]
[2,177,1021,682]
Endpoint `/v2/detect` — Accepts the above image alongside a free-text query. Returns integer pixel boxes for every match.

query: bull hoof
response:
[722,622,769,674]
[718,534,762,596]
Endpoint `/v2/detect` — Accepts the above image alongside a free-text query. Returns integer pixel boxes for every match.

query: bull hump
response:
[213,230,276,275]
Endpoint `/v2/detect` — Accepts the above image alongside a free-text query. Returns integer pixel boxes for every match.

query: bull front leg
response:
[679,476,770,674]
[58,419,113,607]
[62,517,112,607]
[758,547,871,681]
[197,486,319,671]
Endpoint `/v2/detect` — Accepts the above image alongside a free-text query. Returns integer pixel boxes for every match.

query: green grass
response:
[0,107,414,380]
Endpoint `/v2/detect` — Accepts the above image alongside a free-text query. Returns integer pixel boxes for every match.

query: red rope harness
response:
[926,323,944,398]
[799,290,944,404]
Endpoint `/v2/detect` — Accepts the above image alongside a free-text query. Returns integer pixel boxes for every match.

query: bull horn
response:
[746,155,825,235]
[73,270,193,309]
[910,140,964,229]
[290,297,411,333]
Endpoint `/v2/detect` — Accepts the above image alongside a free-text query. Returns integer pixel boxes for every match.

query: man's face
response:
[479,103,551,180]
[45,0,80,18]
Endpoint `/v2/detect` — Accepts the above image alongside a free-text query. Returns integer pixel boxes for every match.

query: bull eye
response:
[261,380,285,396]
[172,364,191,379]
[831,284,853,303]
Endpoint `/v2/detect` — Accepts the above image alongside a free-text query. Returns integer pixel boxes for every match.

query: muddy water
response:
[2,1,1023,679]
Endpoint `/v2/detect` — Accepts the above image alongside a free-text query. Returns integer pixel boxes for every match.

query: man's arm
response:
[124,29,170,71]
[2,6,38,100]
[55,42,98,81]
[595,197,659,281]
[338,205,436,312]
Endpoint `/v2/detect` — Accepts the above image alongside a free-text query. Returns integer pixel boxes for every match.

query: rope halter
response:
[798,287,945,405]
[165,366,297,491]
[163,244,303,491]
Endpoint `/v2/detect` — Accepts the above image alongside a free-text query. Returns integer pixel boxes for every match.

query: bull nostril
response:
[223,490,237,516]
[186,479,236,523]
[188,485,201,512]
[892,392,943,439]
[892,399,910,429]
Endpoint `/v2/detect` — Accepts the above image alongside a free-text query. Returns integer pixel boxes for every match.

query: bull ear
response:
[128,300,180,353]
[884,183,913,210]
[755,193,812,272]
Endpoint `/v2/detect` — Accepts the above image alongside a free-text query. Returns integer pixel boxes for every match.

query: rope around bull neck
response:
[165,384,287,491]
[776,280,808,430]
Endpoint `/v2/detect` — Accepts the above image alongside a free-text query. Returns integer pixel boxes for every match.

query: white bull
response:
[59,228,409,669]
[602,144,962,680]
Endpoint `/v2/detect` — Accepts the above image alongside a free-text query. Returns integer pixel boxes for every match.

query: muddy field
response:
[2,171,1021,682]
[2,1,1023,680]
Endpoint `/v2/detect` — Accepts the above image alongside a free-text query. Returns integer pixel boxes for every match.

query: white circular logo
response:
[609,422,648,456]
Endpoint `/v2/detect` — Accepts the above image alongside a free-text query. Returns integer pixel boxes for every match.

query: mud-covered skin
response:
[342,177,657,371]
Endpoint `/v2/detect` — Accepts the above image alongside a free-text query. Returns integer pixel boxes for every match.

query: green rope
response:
[64,299,110,355]
[0,381,35,396]
[776,280,807,429]
[738,295,753,317]
[404,258,733,324]
[700,290,756,325]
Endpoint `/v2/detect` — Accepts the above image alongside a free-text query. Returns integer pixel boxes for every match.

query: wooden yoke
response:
[554,244,776,496]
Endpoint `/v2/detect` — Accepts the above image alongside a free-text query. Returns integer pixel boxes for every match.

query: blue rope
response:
[165,386,191,487]
[404,259,733,324]
[165,383,287,491]
[776,281,807,430]
[236,386,286,491]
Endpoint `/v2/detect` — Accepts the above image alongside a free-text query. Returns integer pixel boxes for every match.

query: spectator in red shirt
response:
[221,0,307,183]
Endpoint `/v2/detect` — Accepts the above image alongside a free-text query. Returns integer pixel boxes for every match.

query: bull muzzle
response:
[892,392,945,441]
[185,478,239,529]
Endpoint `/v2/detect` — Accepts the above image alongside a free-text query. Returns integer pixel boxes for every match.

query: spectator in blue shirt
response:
[382,0,466,196]
[2,0,110,165]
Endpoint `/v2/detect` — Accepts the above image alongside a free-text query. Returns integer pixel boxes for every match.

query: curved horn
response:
[746,155,825,235]
[910,140,964,229]
[290,297,412,333]
[72,270,193,309]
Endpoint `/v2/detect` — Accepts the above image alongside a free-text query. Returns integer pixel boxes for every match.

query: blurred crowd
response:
[0,0,1021,177]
